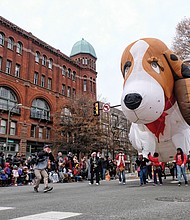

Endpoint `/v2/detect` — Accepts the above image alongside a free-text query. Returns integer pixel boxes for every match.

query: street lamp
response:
[6,103,22,149]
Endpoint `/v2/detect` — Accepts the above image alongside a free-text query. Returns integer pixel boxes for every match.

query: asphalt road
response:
[0,176,190,220]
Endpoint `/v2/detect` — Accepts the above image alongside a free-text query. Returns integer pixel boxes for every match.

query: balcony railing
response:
[30,110,51,121]
[0,103,21,114]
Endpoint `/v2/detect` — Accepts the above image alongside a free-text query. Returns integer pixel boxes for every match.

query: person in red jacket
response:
[116,149,126,185]
[148,152,163,185]
[174,147,188,186]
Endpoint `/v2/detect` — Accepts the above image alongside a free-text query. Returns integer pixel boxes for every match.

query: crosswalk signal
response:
[93,101,100,116]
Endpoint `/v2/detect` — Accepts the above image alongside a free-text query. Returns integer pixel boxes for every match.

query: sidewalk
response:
[126,172,139,180]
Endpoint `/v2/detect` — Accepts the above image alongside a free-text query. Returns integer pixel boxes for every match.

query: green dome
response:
[70,38,97,58]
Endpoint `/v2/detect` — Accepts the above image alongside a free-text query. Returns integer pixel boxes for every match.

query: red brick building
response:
[0,16,97,156]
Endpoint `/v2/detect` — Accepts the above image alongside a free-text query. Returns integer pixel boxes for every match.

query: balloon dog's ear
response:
[164,50,190,79]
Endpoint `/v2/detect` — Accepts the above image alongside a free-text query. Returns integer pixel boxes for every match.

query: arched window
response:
[72,71,76,81]
[62,65,66,76]
[83,76,87,92]
[61,107,72,122]
[31,98,50,120]
[16,42,23,54]
[48,58,53,69]
[42,55,47,66]
[7,37,14,50]
[85,58,88,65]
[35,51,40,63]
[0,86,20,112]
[68,68,71,78]
[0,32,5,46]
[90,77,93,92]
[82,57,85,65]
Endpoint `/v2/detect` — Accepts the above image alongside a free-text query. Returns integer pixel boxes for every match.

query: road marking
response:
[0,207,15,211]
[10,211,82,220]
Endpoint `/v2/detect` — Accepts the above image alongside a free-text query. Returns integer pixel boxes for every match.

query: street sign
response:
[103,103,110,112]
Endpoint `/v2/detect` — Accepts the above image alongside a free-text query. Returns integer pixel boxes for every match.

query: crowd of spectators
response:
[0,151,118,187]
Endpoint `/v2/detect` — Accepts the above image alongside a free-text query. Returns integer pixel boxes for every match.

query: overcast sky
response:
[0,0,189,106]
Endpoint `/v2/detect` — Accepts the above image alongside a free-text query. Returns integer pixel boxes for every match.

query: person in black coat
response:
[136,153,149,186]
[89,152,101,185]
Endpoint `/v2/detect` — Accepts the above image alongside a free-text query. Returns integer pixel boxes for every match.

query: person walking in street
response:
[148,152,163,186]
[174,147,188,186]
[33,145,54,193]
[136,153,149,186]
[116,149,126,185]
[89,152,101,185]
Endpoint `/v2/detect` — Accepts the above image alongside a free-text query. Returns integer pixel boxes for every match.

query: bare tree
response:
[172,17,190,59]
[54,94,104,154]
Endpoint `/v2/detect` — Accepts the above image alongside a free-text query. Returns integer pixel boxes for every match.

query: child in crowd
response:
[148,152,163,186]
[4,162,12,185]
[22,166,29,185]
[105,170,111,181]
[73,164,82,182]
[0,168,8,186]
[12,165,19,186]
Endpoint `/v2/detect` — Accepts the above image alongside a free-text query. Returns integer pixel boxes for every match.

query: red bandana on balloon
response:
[145,95,176,141]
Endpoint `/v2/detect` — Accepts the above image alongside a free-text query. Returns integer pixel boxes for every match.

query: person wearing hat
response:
[89,152,101,185]
[33,145,54,193]
[116,149,127,185]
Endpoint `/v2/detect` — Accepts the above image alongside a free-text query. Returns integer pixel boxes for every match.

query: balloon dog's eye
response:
[124,61,131,77]
[151,61,160,74]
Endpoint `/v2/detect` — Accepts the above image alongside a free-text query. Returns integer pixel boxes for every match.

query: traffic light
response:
[93,101,100,116]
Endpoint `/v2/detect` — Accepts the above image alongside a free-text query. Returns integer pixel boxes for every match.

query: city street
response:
[0,176,190,220]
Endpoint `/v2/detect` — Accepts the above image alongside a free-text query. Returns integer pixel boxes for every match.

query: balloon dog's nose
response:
[124,93,142,110]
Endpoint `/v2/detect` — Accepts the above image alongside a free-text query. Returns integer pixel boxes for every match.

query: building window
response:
[0,87,19,111]
[62,66,66,76]
[46,127,51,139]
[111,114,119,128]
[83,76,87,92]
[0,57,2,70]
[47,78,52,90]
[82,58,85,65]
[72,88,76,98]
[6,60,12,74]
[85,58,88,65]
[42,55,47,66]
[93,79,96,93]
[67,86,71,97]
[62,84,66,96]
[90,77,93,92]
[15,64,20,77]
[16,42,23,54]
[72,71,76,81]
[0,33,5,46]
[10,121,16,135]
[30,98,50,121]
[35,51,40,63]
[48,58,53,69]
[0,119,6,134]
[31,125,36,138]
[68,69,71,78]
[34,72,38,85]
[39,127,43,139]
[41,75,45,87]
[7,37,14,50]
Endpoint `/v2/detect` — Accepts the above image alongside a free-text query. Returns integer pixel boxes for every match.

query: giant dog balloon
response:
[121,38,190,162]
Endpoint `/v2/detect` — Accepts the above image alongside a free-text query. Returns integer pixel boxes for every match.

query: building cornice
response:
[0,16,81,68]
